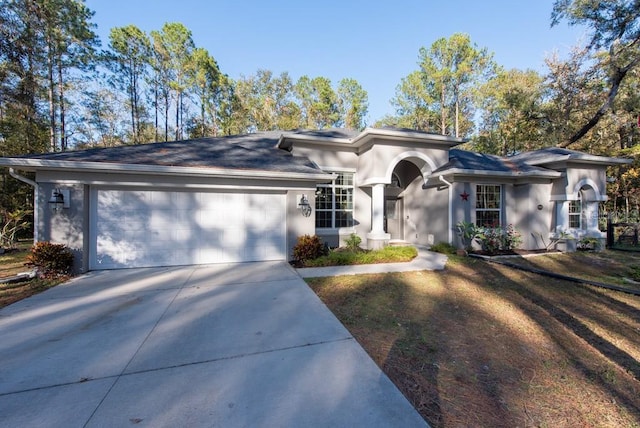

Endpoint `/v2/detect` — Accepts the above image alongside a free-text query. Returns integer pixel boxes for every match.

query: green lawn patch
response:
[302,245,418,267]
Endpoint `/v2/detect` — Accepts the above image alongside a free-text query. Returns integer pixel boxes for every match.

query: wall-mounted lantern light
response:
[49,188,70,212]
[298,194,312,217]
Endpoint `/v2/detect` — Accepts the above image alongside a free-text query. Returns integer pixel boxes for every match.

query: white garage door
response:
[90,189,286,269]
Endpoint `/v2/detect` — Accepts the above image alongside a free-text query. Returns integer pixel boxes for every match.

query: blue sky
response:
[85,0,586,125]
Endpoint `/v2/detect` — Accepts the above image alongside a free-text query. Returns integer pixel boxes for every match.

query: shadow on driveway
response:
[0,262,427,427]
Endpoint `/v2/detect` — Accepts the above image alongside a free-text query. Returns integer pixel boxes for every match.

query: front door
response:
[384,197,404,240]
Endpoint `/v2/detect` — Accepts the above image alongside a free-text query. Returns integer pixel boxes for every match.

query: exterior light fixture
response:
[298,194,312,217]
[48,188,70,212]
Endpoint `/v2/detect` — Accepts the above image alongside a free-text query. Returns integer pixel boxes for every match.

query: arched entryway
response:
[365,152,435,249]
[385,161,423,242]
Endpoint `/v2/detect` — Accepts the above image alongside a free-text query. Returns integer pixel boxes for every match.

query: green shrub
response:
[430,242,457,255]
[475,224,522,255]
[455,221,478,251]
[292,234,326,264]
[629,266,640,282]
[577,236,599,251]
[344,233,362,252]
[26,242,74,278]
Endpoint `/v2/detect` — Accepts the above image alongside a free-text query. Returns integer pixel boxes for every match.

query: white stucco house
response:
[0,127,631,271]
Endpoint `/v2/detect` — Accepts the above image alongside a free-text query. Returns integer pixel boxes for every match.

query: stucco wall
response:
[511,183,553,250]
[292,147,359,171]
[551,165,607,201]
[357,141,449,185]
[566,166,607,200]
[407,179,450,245]
[449,180,554,250]
[37,181,88,272]
[286,191,317,258]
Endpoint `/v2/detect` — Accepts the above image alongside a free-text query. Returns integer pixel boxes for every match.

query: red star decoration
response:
[460,191,469,201]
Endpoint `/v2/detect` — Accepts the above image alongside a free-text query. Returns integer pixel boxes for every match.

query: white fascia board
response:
[47,180,318,192]
[441,168,562,179]
[0,158,331,182]
[352,127,465,147]
[277,132,352,150]
[280,132,351,144]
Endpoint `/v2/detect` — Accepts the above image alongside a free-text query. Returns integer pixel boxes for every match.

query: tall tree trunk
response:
[164,91,169,142]
[175,90,179,141]
[440,86,446,135]
[154,82,159,142]
[47,39,56,152]
[178,91,184,140]
[200,85,206,137]
[129,59,137,143]
[57,55,66,151]
[455,99,459,138]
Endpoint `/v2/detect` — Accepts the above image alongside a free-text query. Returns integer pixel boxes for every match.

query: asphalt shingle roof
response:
[433,149,556,176]
[14,131,323,175]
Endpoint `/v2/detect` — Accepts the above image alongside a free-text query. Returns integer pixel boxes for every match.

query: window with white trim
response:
[476,184,501,227]
[568,192,583,229]
[315,172,354,228]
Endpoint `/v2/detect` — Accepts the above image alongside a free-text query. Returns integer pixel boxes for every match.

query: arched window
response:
[568,191,583,229]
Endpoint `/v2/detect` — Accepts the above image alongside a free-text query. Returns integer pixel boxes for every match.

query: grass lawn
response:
[0,241,67,309]
[301,245,417,267]
[0,241,33,278]
[308,251,640,427]
[498,250,640,293]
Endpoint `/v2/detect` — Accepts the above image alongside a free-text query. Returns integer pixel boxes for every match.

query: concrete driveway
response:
[0,262,427,427]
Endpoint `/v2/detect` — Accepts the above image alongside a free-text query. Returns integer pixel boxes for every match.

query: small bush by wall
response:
[26,242,74,278]
[344,233,362,252]
[292,235,326,264]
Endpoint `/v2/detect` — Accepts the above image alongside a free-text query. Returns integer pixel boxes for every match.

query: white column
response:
[367,183,390,249]
[371,183,385,234]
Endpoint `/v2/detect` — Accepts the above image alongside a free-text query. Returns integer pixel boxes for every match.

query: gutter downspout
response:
[9,168,39,243]
[439,175,453,244]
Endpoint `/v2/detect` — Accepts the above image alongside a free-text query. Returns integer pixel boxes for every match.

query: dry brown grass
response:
[0,241,67,308]
[0,241,32,278]
[308,252,640,428]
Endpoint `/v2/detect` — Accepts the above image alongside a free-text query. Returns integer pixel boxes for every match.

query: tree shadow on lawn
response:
[309,258,640,427]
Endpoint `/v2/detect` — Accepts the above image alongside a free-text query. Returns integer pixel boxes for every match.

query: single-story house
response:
[0,127,631,271]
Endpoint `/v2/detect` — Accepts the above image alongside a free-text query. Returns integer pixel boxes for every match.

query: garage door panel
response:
[92,190,286,269]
